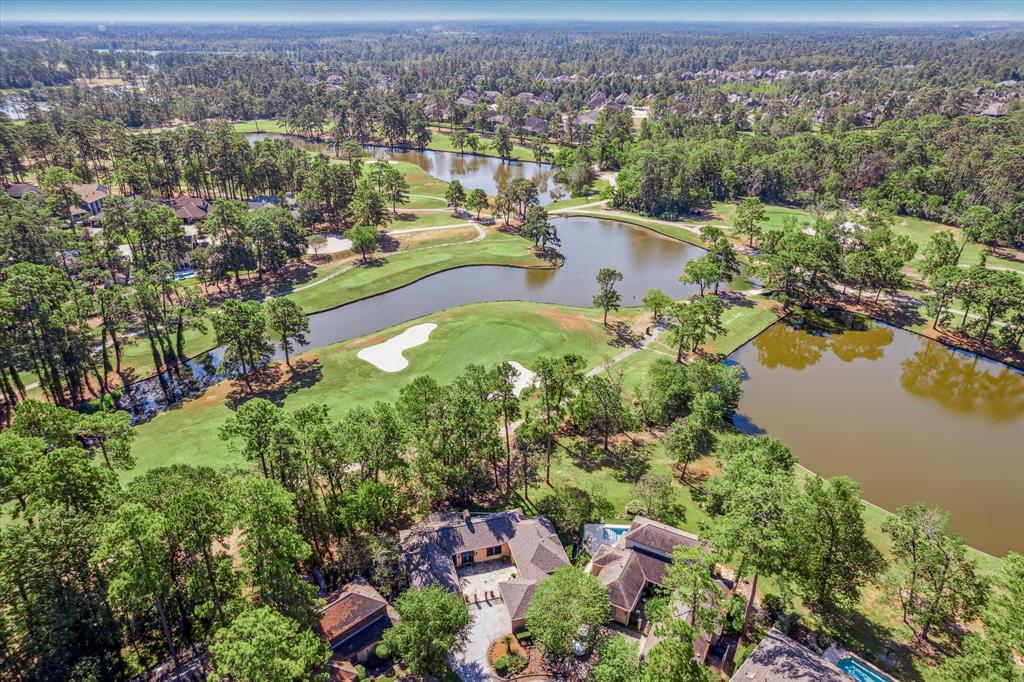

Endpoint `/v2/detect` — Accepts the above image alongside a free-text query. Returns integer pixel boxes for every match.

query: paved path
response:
[586,325,667,377]
[451,598,510,682]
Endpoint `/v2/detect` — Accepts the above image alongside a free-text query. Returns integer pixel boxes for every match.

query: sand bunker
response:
[508,361,536,396]
[357,323,437,372]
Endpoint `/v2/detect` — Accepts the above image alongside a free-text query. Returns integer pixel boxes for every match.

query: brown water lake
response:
[730,313,1024,556]
[246,132,567,203]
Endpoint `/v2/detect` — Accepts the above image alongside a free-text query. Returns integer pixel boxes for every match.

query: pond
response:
[245,132,568,204]
[730,312,1024,556]
[122,216,708,418]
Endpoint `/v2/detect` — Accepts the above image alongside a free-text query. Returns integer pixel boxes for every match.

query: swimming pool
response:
[837,657,893,682]
[172,270,197,281]
[603,525,629,543]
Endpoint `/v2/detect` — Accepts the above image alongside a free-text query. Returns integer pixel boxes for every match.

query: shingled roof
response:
[400,509,568,593]
[498,578,538,624]
[730,629,849,681]
[624,516,700,556]
[591,544,670,613]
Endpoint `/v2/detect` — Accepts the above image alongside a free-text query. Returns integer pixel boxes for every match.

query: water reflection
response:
[733,313,1024,555]
[900,341,1024,423]
[753,312,894,370]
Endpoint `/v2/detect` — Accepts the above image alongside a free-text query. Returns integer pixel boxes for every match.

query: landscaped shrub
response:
[516,629,532,643]
[494,655,509,674]
[353,663,367,680]
[506,652,527,674]
[375,643,390,659]
[761,592,785,626]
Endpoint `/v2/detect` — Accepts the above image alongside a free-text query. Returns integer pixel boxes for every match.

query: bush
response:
[494,655,509,674]
[506,652,527,674]
[353,664,367,680]
[761,592,786,626]
[374,643,390,660]
[515,629,532,643]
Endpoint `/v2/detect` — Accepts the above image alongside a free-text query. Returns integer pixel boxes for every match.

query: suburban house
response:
[4,182,43,199]
[587,90,608,109]
[73,183,109,216]
[170,195,209,224]
[400,509,569,630]
[317,578,399,682]
[523,116,549,136]
[729,629,849,681]
[587,516,732,663]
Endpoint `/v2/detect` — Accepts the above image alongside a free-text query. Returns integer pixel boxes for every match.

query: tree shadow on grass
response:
[566,438,651,483]
[225,358,324,409]
[379,234,400,253]
[607,320,643,348]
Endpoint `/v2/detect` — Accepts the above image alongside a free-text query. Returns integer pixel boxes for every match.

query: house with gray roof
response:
[400,508,569,629]
[729,629,849,681]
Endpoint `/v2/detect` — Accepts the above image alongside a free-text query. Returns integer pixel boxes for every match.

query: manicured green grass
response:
[230,119,291,134]
[286,230,541,314]
[711,201,817,231]
[563,210,707,248]
[387,210,466,229]
[427,130,557,162]
[127,301,624,481]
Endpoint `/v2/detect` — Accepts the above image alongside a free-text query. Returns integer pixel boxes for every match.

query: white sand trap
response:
[508,361,536,396]
[357,323,437,372]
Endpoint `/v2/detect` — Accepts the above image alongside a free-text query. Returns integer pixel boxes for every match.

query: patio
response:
[457,559,518,604]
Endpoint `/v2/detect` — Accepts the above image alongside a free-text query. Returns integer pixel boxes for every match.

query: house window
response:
[486,545,502,557]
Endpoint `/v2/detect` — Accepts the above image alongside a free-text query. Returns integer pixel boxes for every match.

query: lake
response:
[730,312,1024,556]
[245,132,568,204]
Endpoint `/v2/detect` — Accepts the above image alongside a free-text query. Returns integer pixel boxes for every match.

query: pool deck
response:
[823,643,897,681]
[582,522,631,555]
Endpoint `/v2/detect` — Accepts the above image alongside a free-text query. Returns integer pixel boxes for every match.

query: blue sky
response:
[2,0,1022,23]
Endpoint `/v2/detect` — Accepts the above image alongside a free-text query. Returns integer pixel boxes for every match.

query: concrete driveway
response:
[451,597,511,682]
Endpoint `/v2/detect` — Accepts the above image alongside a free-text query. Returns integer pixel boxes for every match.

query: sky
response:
[2,0,1023,24]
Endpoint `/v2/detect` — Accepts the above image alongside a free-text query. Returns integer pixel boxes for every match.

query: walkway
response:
[451,598,510,682]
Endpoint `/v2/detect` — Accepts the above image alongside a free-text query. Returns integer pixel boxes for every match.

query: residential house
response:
[400,509,569,630]
[729,629,849,681]
[487,113,511,129]
[73,183,110,217]
[575,109,602,128]
[586,90,607,109]
[539,90,555,104]
[523,116,549,136]
[456,89,479,108]
[588,516,731,664]
[318,578,399,682]
[4,182,43,199]
[170,195,209,224]
[481,90,501,104]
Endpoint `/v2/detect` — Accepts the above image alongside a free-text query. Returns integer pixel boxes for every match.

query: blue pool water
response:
[603,526,629,543]
[837,657,893,682]
[172,270,196,281]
